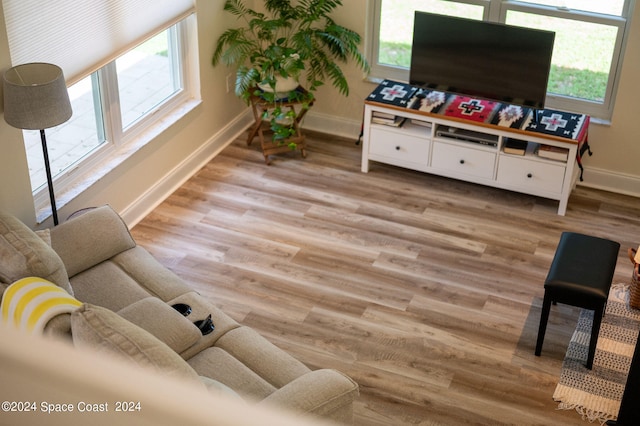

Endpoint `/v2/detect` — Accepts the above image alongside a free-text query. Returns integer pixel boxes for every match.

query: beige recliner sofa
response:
[0,205,358,424]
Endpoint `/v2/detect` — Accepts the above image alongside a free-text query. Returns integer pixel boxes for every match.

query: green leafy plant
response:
[212,0,369,143]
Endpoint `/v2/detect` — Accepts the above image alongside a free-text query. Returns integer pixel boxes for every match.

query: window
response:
[23,21,191,207]
[3,0,195,216]
[369,0,634,119]
[116,30,184,131]
[23,75,104,193]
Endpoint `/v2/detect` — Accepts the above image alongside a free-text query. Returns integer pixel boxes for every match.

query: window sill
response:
[588,117,612,127]
[36,98,202,225]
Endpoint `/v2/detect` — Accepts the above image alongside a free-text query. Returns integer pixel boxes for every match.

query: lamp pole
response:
[39,129,58,225]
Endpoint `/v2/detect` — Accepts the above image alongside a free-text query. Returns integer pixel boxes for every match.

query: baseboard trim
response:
[577,166,640,198]
[121,110,253,226]
[303,110,362,141]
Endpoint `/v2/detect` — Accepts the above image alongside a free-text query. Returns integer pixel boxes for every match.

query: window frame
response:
[32,17,194,212]
[367,0,634,120]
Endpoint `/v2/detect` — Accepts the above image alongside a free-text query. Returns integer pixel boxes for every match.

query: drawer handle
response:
[459,159,465,164]
[395,146,401,151]
[527,173,533,178]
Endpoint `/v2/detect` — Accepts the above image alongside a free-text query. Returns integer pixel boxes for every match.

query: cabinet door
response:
[369,126,430,167]
[497,156,565,194]
[431,141,496,179]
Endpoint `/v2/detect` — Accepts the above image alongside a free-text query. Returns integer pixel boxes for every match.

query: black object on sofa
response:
[535,232,620,369]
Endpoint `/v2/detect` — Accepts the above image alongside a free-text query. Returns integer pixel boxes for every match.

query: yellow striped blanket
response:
[1,277,82,333]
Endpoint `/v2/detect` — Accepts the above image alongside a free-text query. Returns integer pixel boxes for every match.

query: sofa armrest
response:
[50,205,136,277]
[260,369,358,422]
[118,297,201,355]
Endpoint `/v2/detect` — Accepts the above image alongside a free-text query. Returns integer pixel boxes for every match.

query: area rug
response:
[553,284,640,424]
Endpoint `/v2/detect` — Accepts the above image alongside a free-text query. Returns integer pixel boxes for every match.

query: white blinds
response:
[2,0,195,85]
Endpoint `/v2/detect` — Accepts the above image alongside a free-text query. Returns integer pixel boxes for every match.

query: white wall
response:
[0,9,34,222]
[583,1,640,196]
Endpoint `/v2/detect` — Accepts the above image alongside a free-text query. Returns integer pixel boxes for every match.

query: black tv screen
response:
[409,12,555,109]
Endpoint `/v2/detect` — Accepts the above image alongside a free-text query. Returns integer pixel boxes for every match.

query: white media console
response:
[361,95,589,216]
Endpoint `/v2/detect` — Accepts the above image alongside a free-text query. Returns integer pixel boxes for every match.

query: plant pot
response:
[258,76,299,99]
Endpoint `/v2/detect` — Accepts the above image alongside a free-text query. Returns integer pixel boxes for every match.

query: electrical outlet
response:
[226,73,233,93]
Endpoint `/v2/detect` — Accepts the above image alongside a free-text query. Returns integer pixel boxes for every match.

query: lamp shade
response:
[3,62,72,130]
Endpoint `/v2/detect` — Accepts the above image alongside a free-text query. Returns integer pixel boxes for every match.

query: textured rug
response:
[553,284,640,424]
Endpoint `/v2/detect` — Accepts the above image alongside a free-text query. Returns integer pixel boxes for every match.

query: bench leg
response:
[535,293,552,356]
[586,303,606,369]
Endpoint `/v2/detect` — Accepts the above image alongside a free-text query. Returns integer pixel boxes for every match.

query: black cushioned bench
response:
[535,232,620,369]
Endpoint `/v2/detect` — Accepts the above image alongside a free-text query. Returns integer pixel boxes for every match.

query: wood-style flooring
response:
[130,130,640,425]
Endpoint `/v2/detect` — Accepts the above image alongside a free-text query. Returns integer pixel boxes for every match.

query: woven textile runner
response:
[553,284,640,424]
[365,79,590,141]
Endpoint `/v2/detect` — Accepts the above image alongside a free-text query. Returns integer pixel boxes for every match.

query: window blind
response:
[2,0,195,85]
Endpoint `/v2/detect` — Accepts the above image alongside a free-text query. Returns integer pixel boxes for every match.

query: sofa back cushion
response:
[50,205,136,278]
[0,210,73,295]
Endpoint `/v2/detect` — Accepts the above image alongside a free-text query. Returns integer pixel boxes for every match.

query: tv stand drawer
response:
[369,126,430,165]
[431,141,495,179]
[497,156,565,194]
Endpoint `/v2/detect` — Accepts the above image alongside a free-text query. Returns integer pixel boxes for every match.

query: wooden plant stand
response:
[247,87,313,165]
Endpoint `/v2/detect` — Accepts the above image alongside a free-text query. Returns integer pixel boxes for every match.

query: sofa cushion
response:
[188,346,277,399]
[69,261,153,311]
[260,369,359,418]
[35,229,51,246]
[69,246,195,311]
[215,326,311,387]
[0,210,73,295]
[199,376,243,399]
[71,303,202,385]
[109,246,194,300]
[118,297,201,355]
[50,205,136,278]
[43,313,72,340]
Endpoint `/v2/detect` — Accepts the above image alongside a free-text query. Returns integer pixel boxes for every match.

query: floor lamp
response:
[3,63,73,225]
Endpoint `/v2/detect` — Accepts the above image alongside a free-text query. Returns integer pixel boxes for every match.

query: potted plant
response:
[212,0,369,143]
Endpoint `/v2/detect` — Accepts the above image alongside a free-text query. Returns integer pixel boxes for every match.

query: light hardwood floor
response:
[131,131,640,425]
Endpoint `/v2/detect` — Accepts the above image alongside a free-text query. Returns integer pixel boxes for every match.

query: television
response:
[409,12,555,110]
